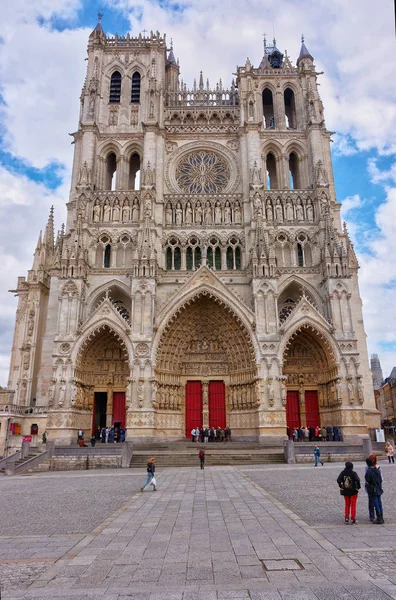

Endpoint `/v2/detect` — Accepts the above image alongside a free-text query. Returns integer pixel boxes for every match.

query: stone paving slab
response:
[1,465,396,599]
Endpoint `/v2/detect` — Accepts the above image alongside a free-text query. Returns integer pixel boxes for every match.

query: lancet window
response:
[186,237,202,270]
[105,152,117,191]
[166,237,181,270]
[284,88,297,129]
[289,152,301,189]
[109,71,121,103]
[129,153,141,190]
[262,88,274,129]
[266,153,278,189]
[226,237,242,270]
[131,72,141,104]
[104,244,111,268]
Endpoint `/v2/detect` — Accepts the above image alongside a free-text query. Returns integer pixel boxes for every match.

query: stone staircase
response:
[129,441,285,467]
[0,450,40,474]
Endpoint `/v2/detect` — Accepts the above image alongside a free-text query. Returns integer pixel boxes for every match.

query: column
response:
[202,380,209,428]
[299,386,306,427]
[106,384,113,428]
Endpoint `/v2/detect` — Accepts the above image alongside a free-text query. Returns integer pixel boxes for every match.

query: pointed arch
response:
[280,320,340,369]
[72,322,133,368]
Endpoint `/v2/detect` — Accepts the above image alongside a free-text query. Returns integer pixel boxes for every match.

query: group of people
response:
[77,427,127,447]
[191,427,232,443]
[337,453,385,524]
[290,425,341,442]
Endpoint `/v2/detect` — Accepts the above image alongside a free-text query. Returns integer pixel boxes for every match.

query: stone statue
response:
[266,200,273,221]
[185,202,193,225]
[103,200,111,223]
[122,201,130,222]
[306,201,314,222]
[132,199,139,223]
[27,311,35,336]
[269,387,274,407]
[93,200,101,223]
[112,199,120,222]
[175,202,183,226]
[315,159,328,186]
[224,201,231,225]
[144,194,152,218]
[214,201,222,224]
[286,198,294,221]
[23,349,30,371]
[165,203,173,225]
[357,379,364,404]
[281,382,287,406]
[204,202,212,225]
[234,202,241,225]
[253,193,262,216]
[251,161,262,186]
[276,199,283,222]
[195,202,203,224]
[296,200,304,222]
[348,382,354,404]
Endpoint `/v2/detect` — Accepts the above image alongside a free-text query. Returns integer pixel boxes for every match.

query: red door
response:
[209,381,226,429]
[305,391,320,428]
[113,392,126,428]
[185,381,202,437]
[286,390,300,434]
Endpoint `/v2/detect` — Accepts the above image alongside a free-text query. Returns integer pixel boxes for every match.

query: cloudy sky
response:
[0,0,395,386]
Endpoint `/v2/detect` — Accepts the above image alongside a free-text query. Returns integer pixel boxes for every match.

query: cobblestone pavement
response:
[1,465,396,599]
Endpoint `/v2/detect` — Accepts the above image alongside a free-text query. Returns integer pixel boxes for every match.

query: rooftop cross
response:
[98,11,103,23]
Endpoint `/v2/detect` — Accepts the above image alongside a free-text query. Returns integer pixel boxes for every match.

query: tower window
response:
[289,153,301,190]
[266,153,278,189]
[129,153,141,190]
[297,242,304,267]
[105,153,117,191]
[109,71,121,103]
[284,88,297,129]
[131,72,141,104]
[104,244,111,268]
[262,88,274,129]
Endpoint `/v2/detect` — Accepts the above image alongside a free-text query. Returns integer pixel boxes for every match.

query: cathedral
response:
[1,17,380,446]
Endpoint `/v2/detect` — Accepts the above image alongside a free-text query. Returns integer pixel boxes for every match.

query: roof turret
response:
[297,35,314,66]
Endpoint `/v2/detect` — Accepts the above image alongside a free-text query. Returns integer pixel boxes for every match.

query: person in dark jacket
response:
[337,461,361,524]
[365,457,384,524]
[141,457,157,492]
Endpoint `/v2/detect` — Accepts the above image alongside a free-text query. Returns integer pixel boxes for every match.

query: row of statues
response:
[165,200,242,227]
[254,194,315,223]
[92,198,140,223]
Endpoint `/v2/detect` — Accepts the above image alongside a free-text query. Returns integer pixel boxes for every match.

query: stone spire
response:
[44,206,55,252]
[297,35,314,66]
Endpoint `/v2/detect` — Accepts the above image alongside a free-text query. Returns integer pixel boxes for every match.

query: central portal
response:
[185,380,226,436]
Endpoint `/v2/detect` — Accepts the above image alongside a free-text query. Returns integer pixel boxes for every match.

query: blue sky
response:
[0,0,395,384]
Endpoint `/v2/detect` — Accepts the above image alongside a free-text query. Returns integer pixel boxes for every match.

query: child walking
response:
[141,457,157,492]
[337,461,361,524]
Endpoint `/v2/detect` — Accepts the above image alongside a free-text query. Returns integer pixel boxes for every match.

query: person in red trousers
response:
[337,461,361,524]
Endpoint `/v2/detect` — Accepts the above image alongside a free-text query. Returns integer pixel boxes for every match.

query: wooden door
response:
[185,381,202,437]
[305,390,320,428]
[209,381,226,429]
[286,390,300,434]
[113,392,126,428]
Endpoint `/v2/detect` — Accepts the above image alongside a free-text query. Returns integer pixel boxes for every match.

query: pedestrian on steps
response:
[199,447,205,470]
[141,457,157,492]
[365,457,384,524]
[337,461,361,524]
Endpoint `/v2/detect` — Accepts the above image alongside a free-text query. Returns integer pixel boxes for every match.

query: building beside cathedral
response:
[0,18,380,448]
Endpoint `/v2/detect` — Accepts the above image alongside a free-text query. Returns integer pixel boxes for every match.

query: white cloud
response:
[0,166,68,385]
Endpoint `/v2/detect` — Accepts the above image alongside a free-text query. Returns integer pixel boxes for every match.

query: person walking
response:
[385,441,395,464]
[313,445,324,466]
[191,428,196,442]
[141,457,157,492]
[199,447,205,470]
[365,457,384,523]
[337,461,361,524]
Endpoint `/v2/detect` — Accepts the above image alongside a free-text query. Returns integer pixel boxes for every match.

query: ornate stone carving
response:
[135,342,149,357]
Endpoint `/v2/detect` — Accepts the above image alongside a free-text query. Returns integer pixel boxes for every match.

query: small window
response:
[235,247,241,269]
[109,71,121,103]
[104,244,111,268]
[174,247,181,270]
[186,247,193,270]
[226,247,233,270]
[215,247,221,270]
[131,72,141,104]
[297,243,304,267]
[166,247,172,270]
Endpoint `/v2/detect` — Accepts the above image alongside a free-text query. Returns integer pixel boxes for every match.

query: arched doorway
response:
[75,325,130,435]
[155,294,257,437]
[282,324,338,435]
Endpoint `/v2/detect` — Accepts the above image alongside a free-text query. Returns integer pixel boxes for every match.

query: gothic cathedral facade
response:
[2,20,380,445]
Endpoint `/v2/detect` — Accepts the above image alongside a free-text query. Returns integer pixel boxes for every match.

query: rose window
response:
[175,151,230,193]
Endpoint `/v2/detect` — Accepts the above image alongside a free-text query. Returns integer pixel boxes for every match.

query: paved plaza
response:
[1,461,396,599]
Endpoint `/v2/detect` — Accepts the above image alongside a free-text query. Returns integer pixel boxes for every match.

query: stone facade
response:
[1,23,380,447]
